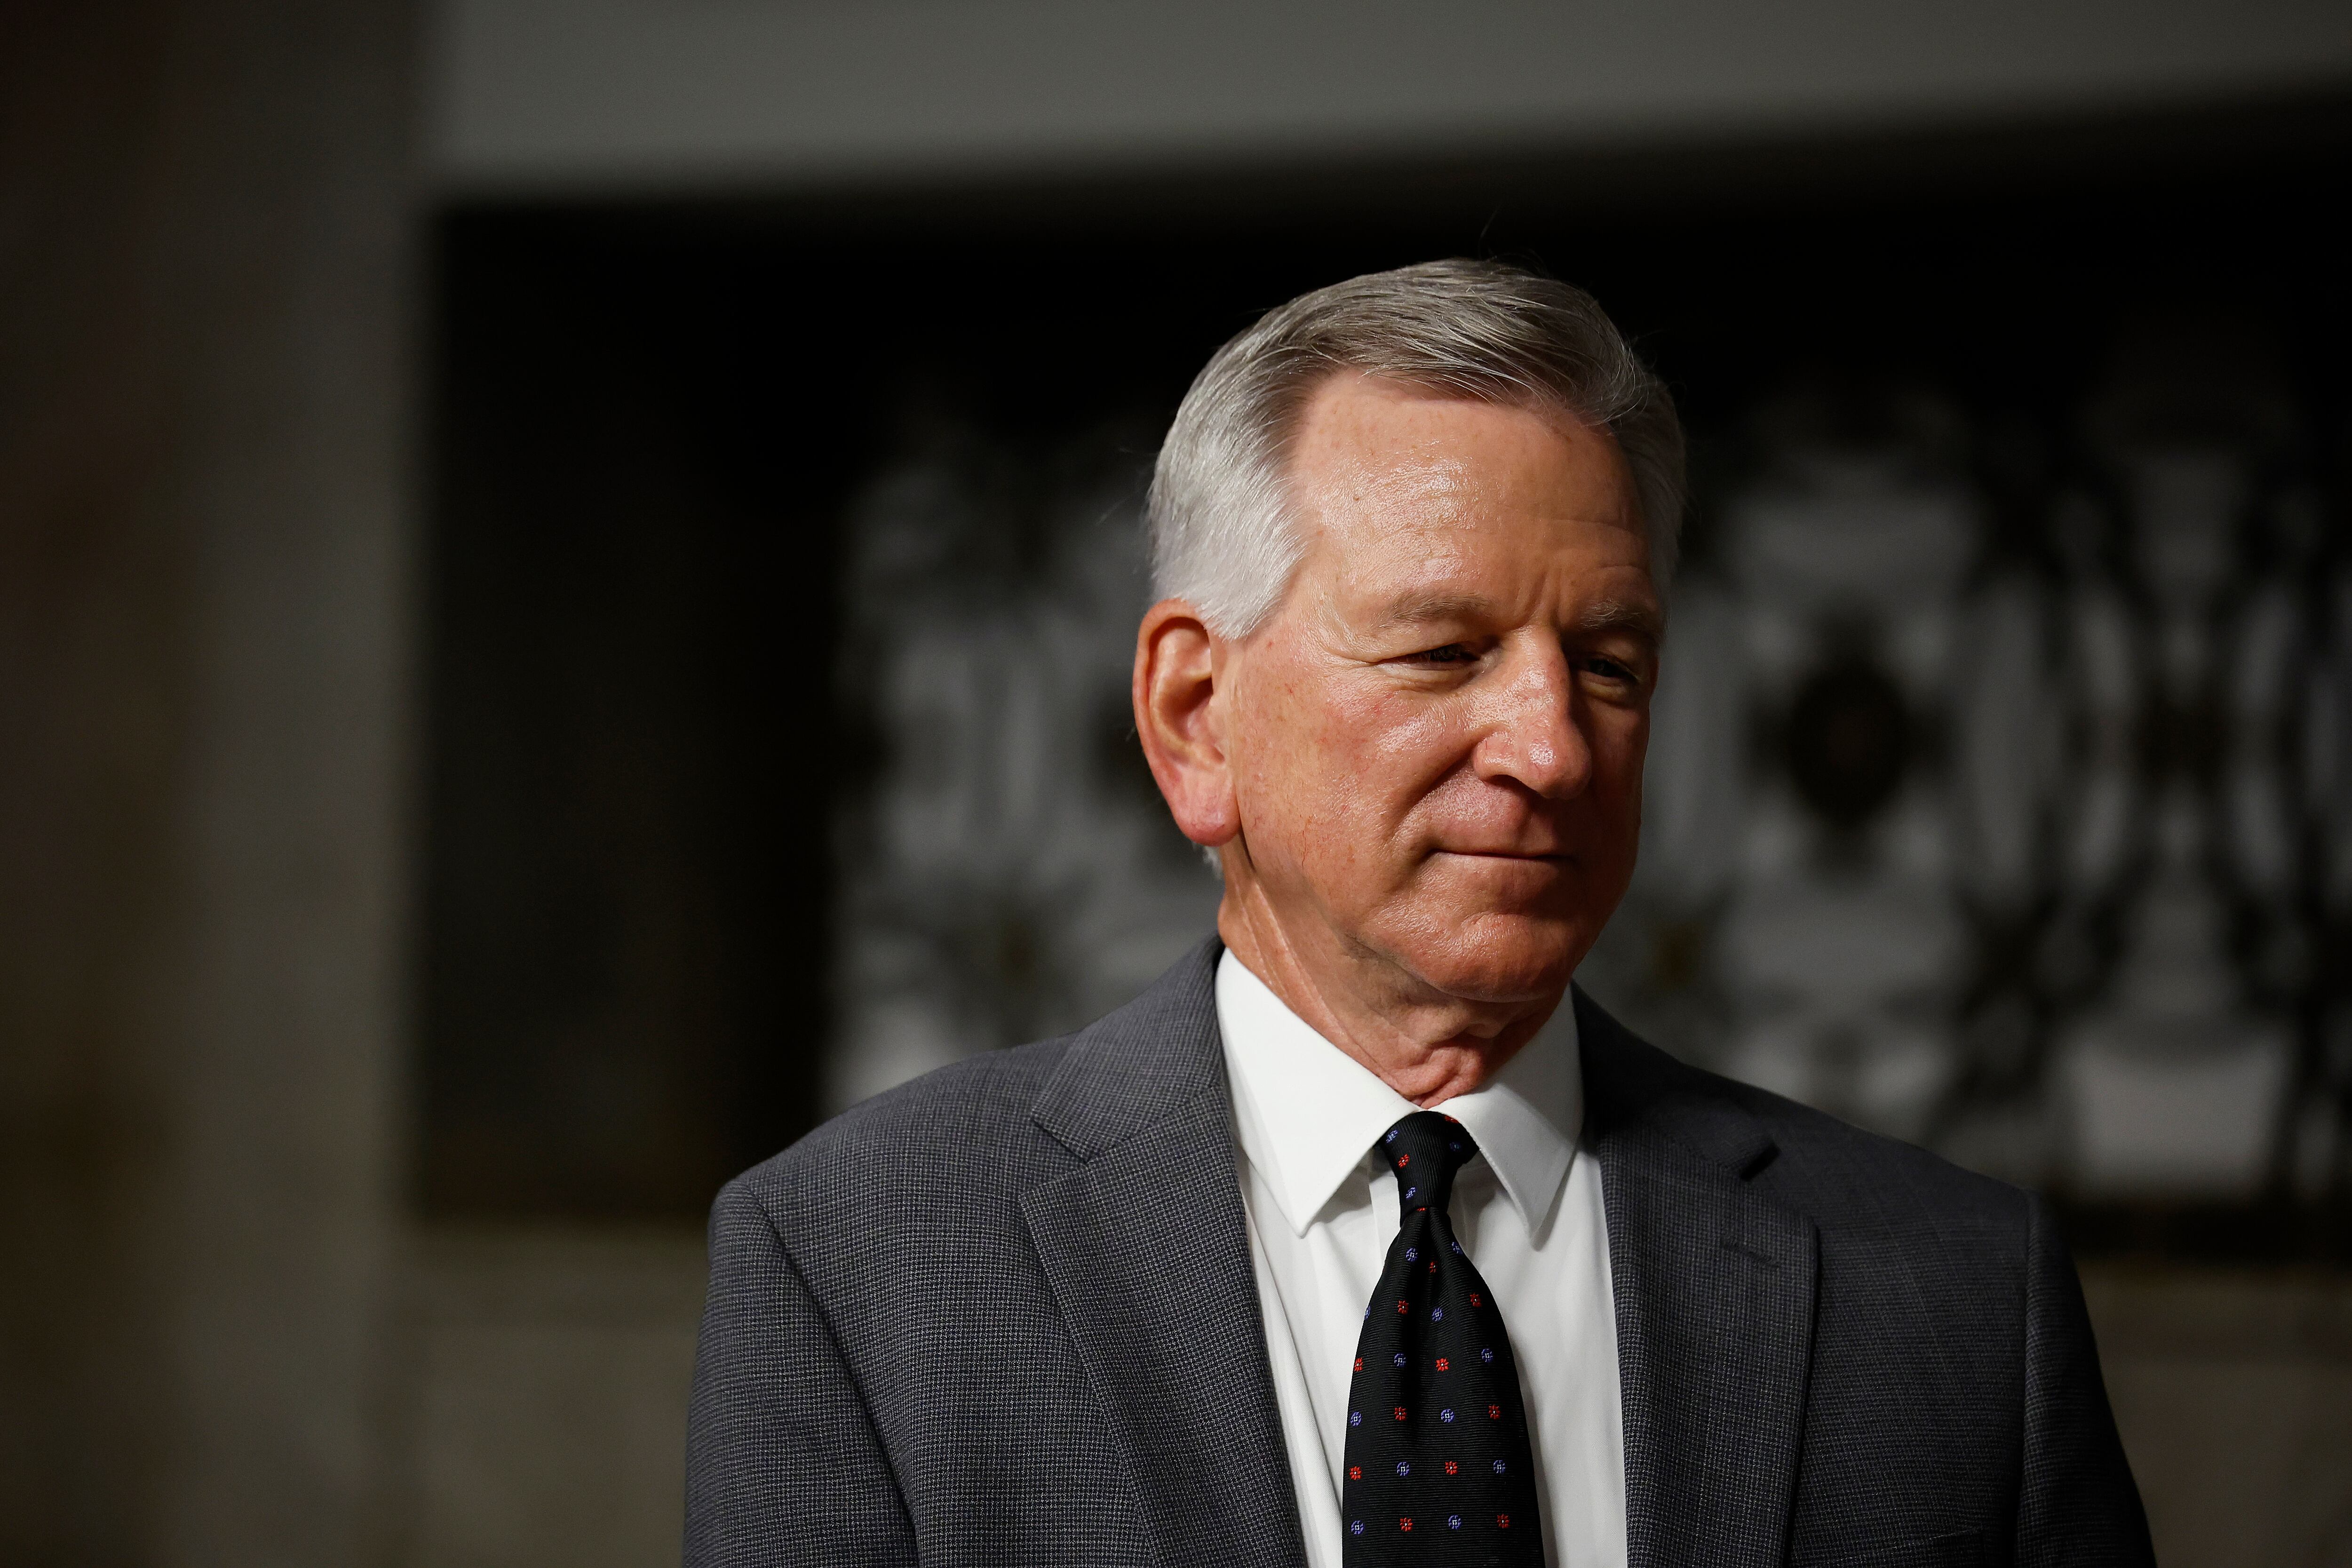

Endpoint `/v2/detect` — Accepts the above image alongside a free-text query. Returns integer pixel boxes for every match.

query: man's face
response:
[1221,372,1660,1008]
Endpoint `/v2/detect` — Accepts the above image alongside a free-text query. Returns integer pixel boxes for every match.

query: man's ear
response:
[1132,598,1240,848]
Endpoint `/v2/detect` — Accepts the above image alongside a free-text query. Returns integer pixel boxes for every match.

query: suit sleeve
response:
[684,1177,918,1568]
[2014,1193,2155,1568]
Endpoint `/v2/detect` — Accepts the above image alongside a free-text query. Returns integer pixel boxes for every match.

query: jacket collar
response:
[1019,941,1818,1568]
[1577,987,1819,1568]
[1028,937,1228,1162]
[1019,939,1309,1568]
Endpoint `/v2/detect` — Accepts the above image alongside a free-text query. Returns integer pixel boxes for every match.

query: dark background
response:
[10,0,2352,1557]
[421,148,2352,1220]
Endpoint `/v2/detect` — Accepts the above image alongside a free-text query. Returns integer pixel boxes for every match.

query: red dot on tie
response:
[1435,1357,1449,1370]
[1400,1519,1414,1533]
[1489,1404,1501,1419]
[1498,1514,1511,1529]
[1349,1465,1362,1480]
[1397,1154,1409,1167]
[1353,1357,1364,1371]
[1470,1293,1481,1307]
[1444,1460,1458,1475]
[1393,1406,1407,1421]
[1396,1300,1408,1313]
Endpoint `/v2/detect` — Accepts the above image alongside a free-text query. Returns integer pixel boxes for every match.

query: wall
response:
[0,1,418,1561]
[2090,1269,2352,1565]
[431,0,2352,194]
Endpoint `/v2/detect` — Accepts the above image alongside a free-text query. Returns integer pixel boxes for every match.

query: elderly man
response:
[685,262,2152,1568]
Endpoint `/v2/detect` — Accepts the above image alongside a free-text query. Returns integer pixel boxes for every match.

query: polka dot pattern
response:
[1340,1111,1541,1565]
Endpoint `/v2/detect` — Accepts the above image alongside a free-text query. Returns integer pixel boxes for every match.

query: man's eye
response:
[1409,644,1478,666]
[1582,656,1642,685]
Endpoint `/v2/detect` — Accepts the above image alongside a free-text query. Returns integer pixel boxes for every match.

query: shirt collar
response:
[1217,949,1579,1239]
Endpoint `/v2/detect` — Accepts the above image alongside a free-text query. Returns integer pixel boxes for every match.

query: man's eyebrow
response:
[1370,589,1500,631]
[1367,589,1665,638]
[1573,598,1665,639]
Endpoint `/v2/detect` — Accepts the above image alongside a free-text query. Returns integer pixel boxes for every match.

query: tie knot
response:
[1377,1110,1479,1216]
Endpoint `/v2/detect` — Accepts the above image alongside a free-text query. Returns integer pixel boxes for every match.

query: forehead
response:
[1285,371,1648,590]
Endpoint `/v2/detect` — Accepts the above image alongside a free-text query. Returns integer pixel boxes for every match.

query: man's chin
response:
[1381,908,1588,1007]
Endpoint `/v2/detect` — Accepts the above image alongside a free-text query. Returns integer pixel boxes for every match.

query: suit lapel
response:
[1577,989,1820,1568]
[1014,952,1818,1568]
[1020,941,1306,1568]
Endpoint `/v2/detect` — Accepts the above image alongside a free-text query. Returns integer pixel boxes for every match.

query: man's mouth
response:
[1435,848,1571,863]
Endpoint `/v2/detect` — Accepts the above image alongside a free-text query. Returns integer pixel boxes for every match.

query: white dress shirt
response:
[1217,949,1627,1568]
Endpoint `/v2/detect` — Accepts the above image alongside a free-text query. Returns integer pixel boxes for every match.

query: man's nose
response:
[1470,650,1590,799]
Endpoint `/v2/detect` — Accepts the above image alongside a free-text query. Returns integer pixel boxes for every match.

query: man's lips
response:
[1432,848,1572,862]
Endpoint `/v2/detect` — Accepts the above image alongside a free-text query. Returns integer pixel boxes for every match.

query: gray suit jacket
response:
[686,940,2153,1567]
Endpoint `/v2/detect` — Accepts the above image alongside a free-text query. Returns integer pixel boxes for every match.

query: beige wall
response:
[2090,1269,2352,1568]
[0,1,419,1561]
[431,0,2352,195]
[394,1232,705,1568]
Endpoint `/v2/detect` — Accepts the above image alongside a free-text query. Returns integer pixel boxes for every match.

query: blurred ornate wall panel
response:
[828,414,1220,1108]
[1584,325,2352,1226]
[426,174,2352,1233]
[0,0,421,1561]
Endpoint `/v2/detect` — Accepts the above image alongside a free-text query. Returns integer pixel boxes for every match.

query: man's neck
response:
[1214,881,1553,1108]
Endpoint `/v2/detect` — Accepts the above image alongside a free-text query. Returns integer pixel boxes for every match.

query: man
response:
[685,261,2153,1568]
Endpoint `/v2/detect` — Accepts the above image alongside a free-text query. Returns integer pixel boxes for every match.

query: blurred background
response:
[7,1,2352,1563]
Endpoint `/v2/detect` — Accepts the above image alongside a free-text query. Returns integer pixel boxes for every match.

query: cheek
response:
[1307,685,1471,817]
[1585,708,1650,860]
[1240,671,1466,836]
[1595,707,1649,794]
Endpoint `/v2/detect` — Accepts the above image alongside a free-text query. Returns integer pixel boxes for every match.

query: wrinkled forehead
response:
[1283,374,1650,598]
[1291,370,1635,505]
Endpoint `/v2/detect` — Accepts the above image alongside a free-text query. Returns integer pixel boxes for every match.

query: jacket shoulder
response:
[1578,988,2029,1236]
[1735,1067,2028,1232]
[725,1032,1078,1227]
[720,939,1227,1258]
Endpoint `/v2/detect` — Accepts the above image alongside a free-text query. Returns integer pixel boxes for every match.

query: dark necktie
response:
[1341,1110,1542,1566]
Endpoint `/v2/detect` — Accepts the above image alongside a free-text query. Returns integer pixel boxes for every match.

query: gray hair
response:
[1148,259,1685,638]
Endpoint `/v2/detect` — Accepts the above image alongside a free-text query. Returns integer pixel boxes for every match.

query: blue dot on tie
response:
[1493,1459,1507,1474]
[1393,1353,1407,1367]
[1405,1186,1417,1200]
[1451,1242,1462,1255]
[1448,1515,1462,1530]
[1349,1411,1362,1427]
[1385,1130,1398,1143]
[1440,1408,1456,1423]
[1431,1307,1444,1321]
[1404,1247,1417,1261]
[1396,1461,1410,1476]
[1351,1521,1365,1536]
[1480,1347,1494,1363]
